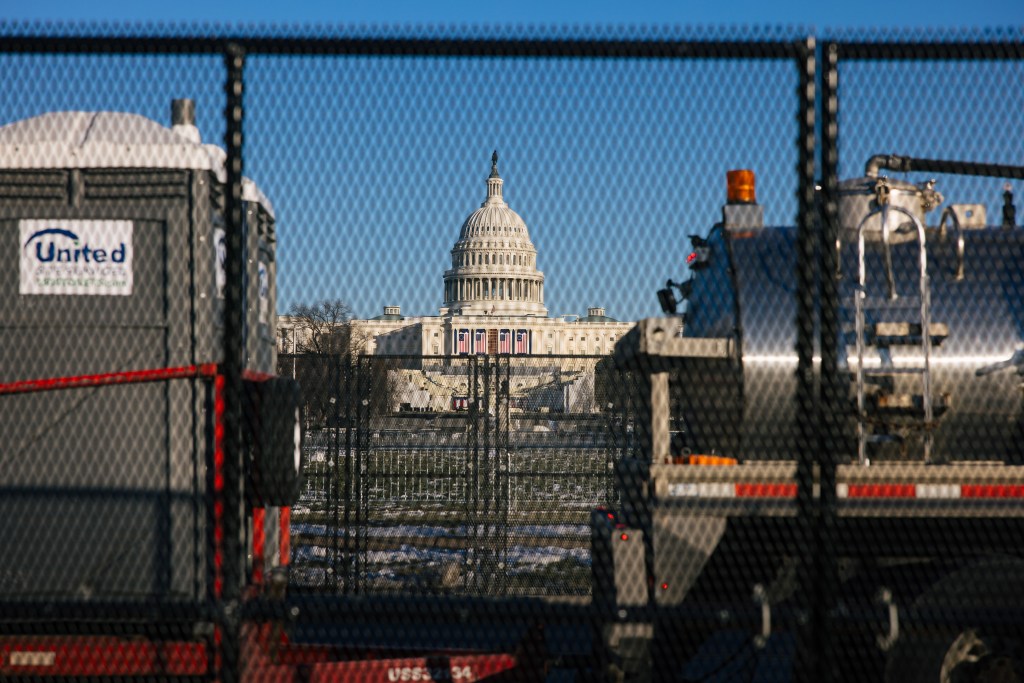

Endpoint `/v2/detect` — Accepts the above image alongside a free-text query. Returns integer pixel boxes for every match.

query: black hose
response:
[864,154,1024,180]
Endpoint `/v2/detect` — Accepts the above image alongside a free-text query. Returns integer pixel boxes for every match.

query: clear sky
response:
[3,2,1023,322]
[5,0,1022,31]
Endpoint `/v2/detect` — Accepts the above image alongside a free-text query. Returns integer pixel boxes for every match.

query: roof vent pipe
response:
[171,98,201,144]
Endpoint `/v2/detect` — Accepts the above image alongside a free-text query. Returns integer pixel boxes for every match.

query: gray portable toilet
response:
[0,100,277,603]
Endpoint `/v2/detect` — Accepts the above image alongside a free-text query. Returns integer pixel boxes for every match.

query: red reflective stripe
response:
[735,483,797,498]
[214,373,225,598]
[0,638,206,676]
[961,484,1024,498]
[243,369,276,382]
[451,653,518,680]
[846,484,916,498]
[280,507,291,566]
[0,363,218,395]
[161,642,208,675]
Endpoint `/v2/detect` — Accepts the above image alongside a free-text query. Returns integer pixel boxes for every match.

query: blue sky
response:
[5,0,1022,30]
[4,2,1023,322]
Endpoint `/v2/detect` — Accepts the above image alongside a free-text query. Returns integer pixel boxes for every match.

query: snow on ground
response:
[292,522,588,538]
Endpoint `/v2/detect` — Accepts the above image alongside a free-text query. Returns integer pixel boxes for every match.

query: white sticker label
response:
[258,259,269,324]
[9,651,57,667]
[20,219,133,296]
[214,227,227,299]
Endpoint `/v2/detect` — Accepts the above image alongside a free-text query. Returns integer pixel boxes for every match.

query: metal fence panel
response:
[3,24,1023,683]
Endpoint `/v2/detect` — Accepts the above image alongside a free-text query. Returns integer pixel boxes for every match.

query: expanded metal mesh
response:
[1,24,1022,683]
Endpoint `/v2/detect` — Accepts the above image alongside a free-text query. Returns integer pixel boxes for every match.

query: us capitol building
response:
[278,152,635,412]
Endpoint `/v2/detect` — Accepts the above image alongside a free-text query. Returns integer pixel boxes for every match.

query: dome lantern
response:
[486,150,504,204]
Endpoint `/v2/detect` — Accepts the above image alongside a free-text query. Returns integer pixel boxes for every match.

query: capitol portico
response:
[278,152,634,412]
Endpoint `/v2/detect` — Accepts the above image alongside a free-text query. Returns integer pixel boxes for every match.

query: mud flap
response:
[247,377,305,506]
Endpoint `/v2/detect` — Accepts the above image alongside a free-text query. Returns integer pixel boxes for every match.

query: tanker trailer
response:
[596,162,1024,682]
[0,100,304,680]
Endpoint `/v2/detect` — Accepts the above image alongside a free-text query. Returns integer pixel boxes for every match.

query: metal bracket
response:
[938,207,965,282]
[975,345,1024,378]
[874,176,891,207]
[753,583,771,649]
[876,587,899,651]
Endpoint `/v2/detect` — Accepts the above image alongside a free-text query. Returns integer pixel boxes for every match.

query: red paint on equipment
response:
[736,483,797,498]
[961,484,1024,498]
[0,364,218,395]
[280,507,291,565]
[214,373,225,598]
[253,508,266,584]
[0,637,207,676]
[846,484,915,498]
[305,653,518,682]
[161,642,208,675]
[243,369,276,382]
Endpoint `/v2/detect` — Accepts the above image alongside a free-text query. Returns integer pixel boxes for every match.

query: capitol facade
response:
[278,153,634,412]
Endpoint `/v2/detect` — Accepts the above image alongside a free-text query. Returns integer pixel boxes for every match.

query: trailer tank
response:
[680,169,1024,464]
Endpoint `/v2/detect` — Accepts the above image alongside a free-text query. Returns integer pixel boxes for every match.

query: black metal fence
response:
[284,353,634,597]
[2,24,1023,683]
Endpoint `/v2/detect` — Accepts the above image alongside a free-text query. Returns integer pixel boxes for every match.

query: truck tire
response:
[250,377,305,506]
[884,557,1024,683]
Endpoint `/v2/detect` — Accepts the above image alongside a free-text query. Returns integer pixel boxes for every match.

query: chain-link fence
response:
[1,24,1023,683]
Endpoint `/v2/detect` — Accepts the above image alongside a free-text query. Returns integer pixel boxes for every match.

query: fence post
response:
[330,353,340,593]
[470,355,480,591]
[793,35,832,683]
[814,39,842,683]
[357,355,370,594]
[344,355,354,593]
[220,40,246,683]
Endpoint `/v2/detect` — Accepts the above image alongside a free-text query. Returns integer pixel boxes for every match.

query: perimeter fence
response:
[1,24,1023,683]
[283,353,637,598]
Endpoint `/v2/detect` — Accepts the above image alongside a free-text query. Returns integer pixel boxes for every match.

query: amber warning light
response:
[727,169,756,204]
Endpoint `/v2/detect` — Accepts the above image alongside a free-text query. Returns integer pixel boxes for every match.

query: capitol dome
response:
[442,152,547,317]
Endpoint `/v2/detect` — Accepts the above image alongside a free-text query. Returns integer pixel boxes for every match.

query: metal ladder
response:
[850,200,947,465]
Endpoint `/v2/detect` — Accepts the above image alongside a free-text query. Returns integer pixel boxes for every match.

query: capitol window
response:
[278,328,293,353]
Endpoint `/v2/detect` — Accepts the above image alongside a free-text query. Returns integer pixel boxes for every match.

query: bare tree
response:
[364,356,405,418]
[289,299,354,356]
[279,299,356,428]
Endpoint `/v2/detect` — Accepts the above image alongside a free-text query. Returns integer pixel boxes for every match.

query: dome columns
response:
[443,278,545,306]
[443,275,545,307]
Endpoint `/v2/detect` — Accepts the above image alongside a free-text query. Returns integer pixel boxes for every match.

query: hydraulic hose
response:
[865,154,1024,179]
